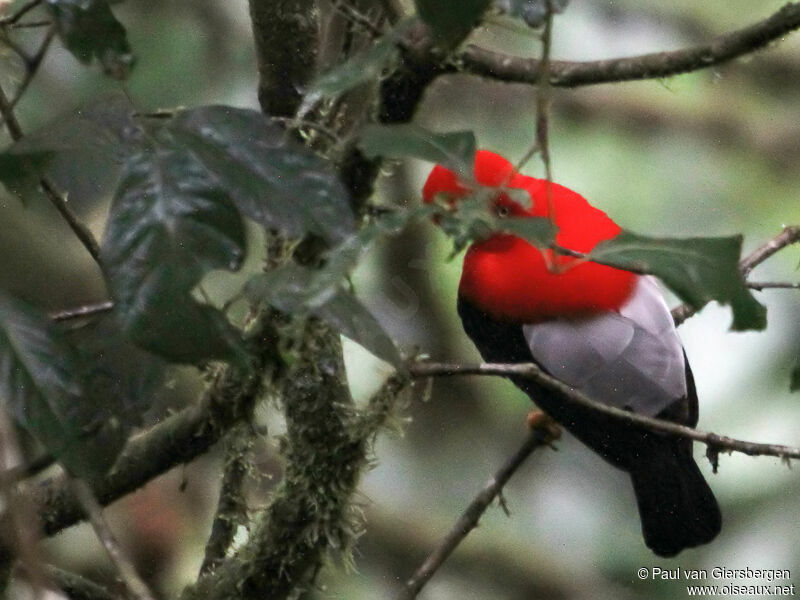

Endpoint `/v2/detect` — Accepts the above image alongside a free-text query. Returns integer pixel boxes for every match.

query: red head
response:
[422,150,637,322]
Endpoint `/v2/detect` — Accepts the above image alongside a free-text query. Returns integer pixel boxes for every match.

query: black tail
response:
[629,443,721,557]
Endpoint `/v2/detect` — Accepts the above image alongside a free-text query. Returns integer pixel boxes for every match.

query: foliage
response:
[0,1,798,599]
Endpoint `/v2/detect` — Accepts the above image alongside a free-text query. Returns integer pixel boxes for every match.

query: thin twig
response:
[8,26,56,111]
[394,429,551,600]
[0,0,43,25]
[45,564,116,600]
[0,83,102,262]
[50,301,114,322]
[70,478,157,600]
[672,225,800,325]
[408,361,800,462]
[456,2,800,88]
[747,281,800,290]
[8,19,51,29]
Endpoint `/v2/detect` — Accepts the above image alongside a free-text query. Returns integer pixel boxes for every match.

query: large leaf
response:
[102,134,247,364]
[307,37,398,100]
[590,232,767,331]
[414,0,491,46]
[241,205,439,367]
[167,106,355,244]
[245,266,401,367]
[46,0,135,79]
[0,292,125,479]
[358,124,476,179]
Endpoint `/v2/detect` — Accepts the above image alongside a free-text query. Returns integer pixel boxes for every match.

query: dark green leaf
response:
[168,106,355,244]
[246,203,437,308]
[102,134,247,364]
[246,266,401,366]
[358,124,476,179]
[415,0,491,46]
[317,290,402,366]
[46,0,135,79]
[245,264,337,313]
[590,232,767,331]
[0,292,125,479]
[62,313,165,429]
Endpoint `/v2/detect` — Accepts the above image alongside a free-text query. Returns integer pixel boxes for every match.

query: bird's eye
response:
[496,205,510,218]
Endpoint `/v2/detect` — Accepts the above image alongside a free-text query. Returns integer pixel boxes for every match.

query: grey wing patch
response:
[522,277,687,417]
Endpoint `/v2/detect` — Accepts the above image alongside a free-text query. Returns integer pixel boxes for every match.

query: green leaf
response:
[317,290,402,367]
[415,0,491,46]
[62,313,165,429]
[308,36,398,99]
[246,266,401,367]
[101,134,247,364]
[590,232,767,331]
[0,292,125,479]
[358,124,476,179]
[167,106,355,244]
[499,216,557,248]
[46,0,135,79]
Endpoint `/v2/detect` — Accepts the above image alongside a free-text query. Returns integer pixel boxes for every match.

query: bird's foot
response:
[526,410,561,448]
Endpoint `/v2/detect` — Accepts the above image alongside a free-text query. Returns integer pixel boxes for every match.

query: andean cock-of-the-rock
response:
[422,150,721,557]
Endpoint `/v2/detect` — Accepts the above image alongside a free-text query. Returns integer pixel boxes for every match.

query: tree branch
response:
[248,0,318,117]
[183,329,409,600]
[199,424,252,576]
[457,2,800,87]
[394,427,553,600]
[408,361,800,464]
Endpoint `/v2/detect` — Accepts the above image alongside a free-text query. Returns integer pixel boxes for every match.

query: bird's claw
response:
[526,410,561,447]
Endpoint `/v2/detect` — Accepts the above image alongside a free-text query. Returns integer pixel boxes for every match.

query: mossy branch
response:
[183,322,409,600]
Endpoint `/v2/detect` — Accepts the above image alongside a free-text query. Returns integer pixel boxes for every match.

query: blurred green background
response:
[1,0,799,598]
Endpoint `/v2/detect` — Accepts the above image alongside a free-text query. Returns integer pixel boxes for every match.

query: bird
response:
[421,149,721,557]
